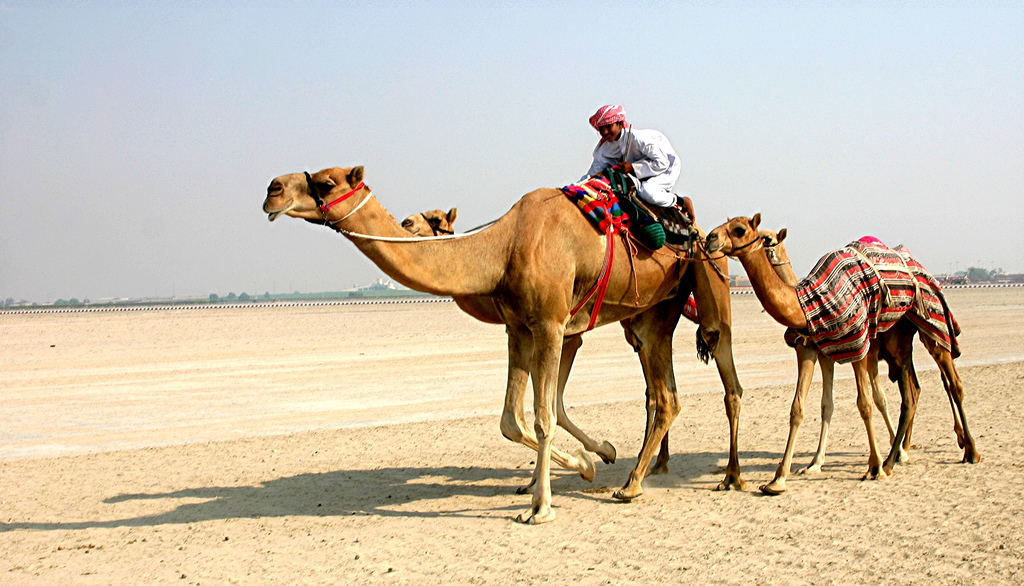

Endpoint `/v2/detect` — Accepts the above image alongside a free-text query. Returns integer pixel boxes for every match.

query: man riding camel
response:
[584,104,699,322]
[584,104,694,219]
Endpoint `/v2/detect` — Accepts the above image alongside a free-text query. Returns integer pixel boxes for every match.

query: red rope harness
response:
[570,222,616,331]
[319,182,366,213]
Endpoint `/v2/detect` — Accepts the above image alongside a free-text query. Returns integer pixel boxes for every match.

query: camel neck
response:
[736,246,808,329]
[767,247,800,287]
[328,196,506,297]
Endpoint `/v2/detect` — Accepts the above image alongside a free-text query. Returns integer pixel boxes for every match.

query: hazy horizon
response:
[2,2,1021,303]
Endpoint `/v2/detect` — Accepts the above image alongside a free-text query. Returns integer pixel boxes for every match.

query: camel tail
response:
[695,327,712,365]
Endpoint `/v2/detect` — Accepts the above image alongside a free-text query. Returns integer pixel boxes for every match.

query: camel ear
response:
[447,207,458,225]
[348,166,365,186]
[751,213,761,230]
[778,227,787,242]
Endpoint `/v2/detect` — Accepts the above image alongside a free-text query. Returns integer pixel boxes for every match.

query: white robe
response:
[584,127,680,207]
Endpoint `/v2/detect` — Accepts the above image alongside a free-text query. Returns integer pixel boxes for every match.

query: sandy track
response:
[1,288,1022,584]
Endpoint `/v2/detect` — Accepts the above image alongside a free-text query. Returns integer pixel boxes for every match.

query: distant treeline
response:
[3,289,437,309]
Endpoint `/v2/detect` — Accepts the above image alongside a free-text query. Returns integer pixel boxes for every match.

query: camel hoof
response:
[714,475,747,491]
[596,441,617,464]
[575,449,597,483]
[648,462,669,476]
[612,486,642,501]
[863,466,888,481]
[758,482,786,496]
[798,464,822,476]
[895,448,910,464]
[963,448,981,464]
[516,507,556,525]
[515,484,532,496]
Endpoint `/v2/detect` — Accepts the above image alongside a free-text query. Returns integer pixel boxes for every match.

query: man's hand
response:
[613,162,634,175]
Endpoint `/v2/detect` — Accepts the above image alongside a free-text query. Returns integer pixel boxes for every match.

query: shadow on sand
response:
[0,449,802,532]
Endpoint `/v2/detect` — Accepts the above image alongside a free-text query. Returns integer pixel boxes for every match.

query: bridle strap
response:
[304,171,366,214]
[320,182,366,213]
[304,172,324,209]
[763,241,791,267]
[729,235,764,257]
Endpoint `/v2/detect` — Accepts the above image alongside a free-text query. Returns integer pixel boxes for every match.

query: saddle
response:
[604,167,698,251]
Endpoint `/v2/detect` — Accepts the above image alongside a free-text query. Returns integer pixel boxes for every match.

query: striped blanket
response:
[795,240,960,364]
[561,176,627,234]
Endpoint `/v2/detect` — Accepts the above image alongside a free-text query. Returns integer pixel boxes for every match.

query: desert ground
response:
[1,287,1023,585]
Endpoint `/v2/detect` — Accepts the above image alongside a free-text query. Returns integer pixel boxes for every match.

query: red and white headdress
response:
[589,104,628,130]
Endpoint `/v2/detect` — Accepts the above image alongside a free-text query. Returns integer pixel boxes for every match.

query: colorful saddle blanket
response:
[561,176,627,234]
[795,240,960,364]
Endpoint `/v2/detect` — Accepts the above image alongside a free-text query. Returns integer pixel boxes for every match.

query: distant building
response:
[360,278,398,291]
[730,275,751,288]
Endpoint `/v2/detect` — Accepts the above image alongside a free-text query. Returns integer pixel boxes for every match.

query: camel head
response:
[758,227,787,248]
[401,208,458,236]
[263,166,365,223]
[759,227,799,286]
[705,214,762,256]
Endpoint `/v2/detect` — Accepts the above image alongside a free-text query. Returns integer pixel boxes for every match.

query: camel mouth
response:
[265,200,296,222]
[704,235,723,255]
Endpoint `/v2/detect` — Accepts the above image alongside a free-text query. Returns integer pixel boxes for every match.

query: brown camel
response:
[759,228,907,483]
[263,166,744,523]
[401,209,711,489]
[706,215,979,494]
[401,207,625,482]
[401,208,458,236]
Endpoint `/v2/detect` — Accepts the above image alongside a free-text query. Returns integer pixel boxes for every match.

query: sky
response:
[1,2,1021,302]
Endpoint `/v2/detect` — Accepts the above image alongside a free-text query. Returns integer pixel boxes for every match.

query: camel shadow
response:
[0,448,797,532]
[0,464,532,532]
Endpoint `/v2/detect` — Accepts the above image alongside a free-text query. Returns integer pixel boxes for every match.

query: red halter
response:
[304,171,366,215]
[318,181,366,213]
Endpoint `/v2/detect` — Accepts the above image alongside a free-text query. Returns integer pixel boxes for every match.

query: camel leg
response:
[801,349,834,475]
[867,344,908,463]
[921,335,981,464]
[621,319,671,475]
[516,324,564,525]
[613,302,682,501]
[880,322,919,475]
[853,358,887,481]
[554,334,617,464]
[925,335,966,450]
[761,343,818,494]
[499,327,595,496]
[692,257,747,491]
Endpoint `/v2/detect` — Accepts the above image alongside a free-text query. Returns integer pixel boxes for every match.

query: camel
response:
[758,228,908,481]
[401,208,458,236]
[705,214,979,494]
[401,208,709,488]
[263,166,744,523]
[402,208,625,480]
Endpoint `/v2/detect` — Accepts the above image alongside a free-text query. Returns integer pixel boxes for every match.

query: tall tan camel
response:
[402,208,714,490]
[401,207,623,483]
[759,228,907,484]
[706,215,979,494]
[263,166,744,523]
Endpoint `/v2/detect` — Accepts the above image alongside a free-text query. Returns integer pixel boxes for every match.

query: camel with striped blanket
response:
[706,215,979,494]
[263,166,744,523]
[758,228,907,488]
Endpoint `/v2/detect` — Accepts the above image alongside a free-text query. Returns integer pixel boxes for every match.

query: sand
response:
[1,287,1023,584]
